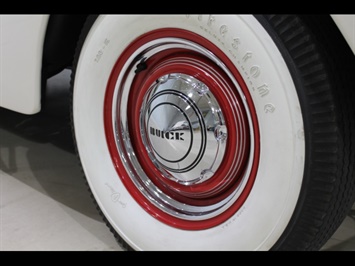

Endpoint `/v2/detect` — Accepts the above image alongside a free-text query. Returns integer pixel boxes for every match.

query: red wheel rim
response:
[104,28,260,230]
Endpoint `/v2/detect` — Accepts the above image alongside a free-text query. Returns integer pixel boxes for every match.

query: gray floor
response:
[1,70,354,251]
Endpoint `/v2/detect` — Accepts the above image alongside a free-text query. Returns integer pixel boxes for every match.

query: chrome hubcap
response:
[141,73,227,185]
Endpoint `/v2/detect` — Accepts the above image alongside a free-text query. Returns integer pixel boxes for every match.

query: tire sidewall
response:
[73,15,305,250]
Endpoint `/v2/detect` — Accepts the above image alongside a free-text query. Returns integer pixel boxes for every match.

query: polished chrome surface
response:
[141,73,227,185]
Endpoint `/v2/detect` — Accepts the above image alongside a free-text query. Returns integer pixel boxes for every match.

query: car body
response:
[0,15,86,114]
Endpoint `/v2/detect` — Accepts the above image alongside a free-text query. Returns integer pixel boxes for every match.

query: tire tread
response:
[260,14,355,250]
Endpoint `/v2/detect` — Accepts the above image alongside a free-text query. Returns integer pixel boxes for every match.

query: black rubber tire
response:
[70,14,355,251]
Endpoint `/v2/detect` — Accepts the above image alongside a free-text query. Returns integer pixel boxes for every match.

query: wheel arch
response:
[42,14,90,79]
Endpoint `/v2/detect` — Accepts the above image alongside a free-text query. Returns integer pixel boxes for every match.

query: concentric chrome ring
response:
[104,28,260,229]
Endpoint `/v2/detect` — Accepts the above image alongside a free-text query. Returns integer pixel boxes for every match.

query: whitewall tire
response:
[70,15,355,250]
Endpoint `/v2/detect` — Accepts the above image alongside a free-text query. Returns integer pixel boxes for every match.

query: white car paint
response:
[331,15,355,54]
[0,15,49,114]
[0,15,353,115]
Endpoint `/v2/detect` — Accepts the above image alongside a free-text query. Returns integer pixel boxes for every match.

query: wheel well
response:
[42,15,89,79]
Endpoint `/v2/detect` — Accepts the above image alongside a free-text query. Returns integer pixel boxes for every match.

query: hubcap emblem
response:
[141,73,227,185]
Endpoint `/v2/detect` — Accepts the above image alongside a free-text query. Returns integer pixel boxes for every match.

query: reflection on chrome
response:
[141,73,226,185]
